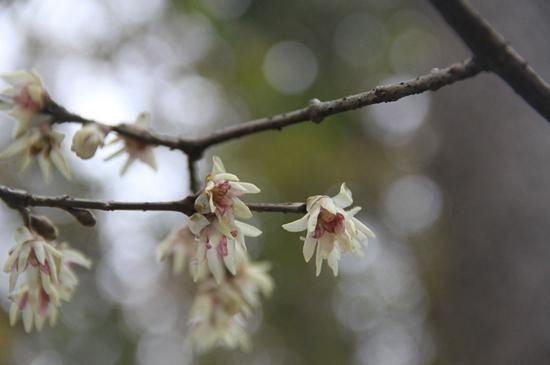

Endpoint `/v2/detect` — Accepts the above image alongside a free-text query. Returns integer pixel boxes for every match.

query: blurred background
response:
[0,0,549,364]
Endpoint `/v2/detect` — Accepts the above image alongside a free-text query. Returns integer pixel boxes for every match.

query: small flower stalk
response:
[104,112,157,175]
[3,225,91,332]
[283,183,375,276]
[0,71,51,138]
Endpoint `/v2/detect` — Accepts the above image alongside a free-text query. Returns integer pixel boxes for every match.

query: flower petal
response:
[282,214,309,232]
[235,220,262,237]
[302,237,316,262]
[332,183,353,208]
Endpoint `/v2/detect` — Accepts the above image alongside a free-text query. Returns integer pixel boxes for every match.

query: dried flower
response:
[0,71,50,138]
[104,112,157,175]
[282,183,375,276]
[194,156,260,229]
[71,124,106,159]
[0,128,71,181]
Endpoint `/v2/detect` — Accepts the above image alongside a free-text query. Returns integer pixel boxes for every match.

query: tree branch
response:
[428,0,550,121]
[48,58,482,154]
[0,185,306,216]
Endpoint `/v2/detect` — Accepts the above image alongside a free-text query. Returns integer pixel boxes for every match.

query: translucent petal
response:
[9,303,18,326]
[303,237,317,262]
[103,146,126,161]
[37,154,52,182]
[139,149,157,171]
[315,243,323,277]
[235,220,262,237]
[211,155,226,175]
[282,214,308,232]
[206,248,225,284]
[119,157,135,175]
[0,136,30,159]
[188,214,210,235]
[327,248,340,276]
[332,183,353,208]
[14,226,33,244]
[22,305,33,333]
[230,182,260,194]
[232,198,252,219]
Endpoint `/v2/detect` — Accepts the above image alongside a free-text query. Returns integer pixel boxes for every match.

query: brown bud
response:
[29,215,58,241]
[65,208,97,227]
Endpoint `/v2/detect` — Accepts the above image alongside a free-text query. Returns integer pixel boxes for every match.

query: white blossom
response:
[3,226,91,332]
[104,112,157,175]
[0,128,71,181]
[0,70,50,138]
[188,213,261,284]
[188,257,273,352]
[194,156,260,229]
[282,183,375,276]
[71,124,106,159]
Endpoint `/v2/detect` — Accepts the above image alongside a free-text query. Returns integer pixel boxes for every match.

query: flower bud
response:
[64,207,96,227]
[29,215,58,241]
[71,124,105,159]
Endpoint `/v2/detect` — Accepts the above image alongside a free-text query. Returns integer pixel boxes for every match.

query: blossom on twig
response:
[282,183,375,276]
[104,112,157,175]
[194,156,260,229]
[188,213,261,284]
[0,128,71,181]
[188,257,273,352]
[3,226,91,332]
[71,124,106,160]
[0,71,50,138]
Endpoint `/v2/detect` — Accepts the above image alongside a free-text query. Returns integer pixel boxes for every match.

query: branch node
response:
[308,98,324,124]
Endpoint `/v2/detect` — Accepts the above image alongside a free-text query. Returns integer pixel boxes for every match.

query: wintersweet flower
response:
[194,156,260,228]
[156,226,199,276]
[3,227,61,296]
[282,183,375,276]
[71,123,106,159]
[9,284,59,332]
[188,258,273,352]
[188,213,261,284]
[56,244,92,301]
[0,128,71,181]
[0,71,51,138]
[104,112,157,175]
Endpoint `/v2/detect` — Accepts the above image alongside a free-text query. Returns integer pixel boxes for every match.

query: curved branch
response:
[428,0,550,121]
[48,58,483,154]
[193,58,483,149]
[0,185,305,216]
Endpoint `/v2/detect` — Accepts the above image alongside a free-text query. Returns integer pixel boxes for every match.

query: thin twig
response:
[48,58,483,154]
[428,0,550,121]
[0,185,305,216]
[187,155,200,193]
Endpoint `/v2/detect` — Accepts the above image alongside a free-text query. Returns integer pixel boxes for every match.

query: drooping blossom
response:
[3,227,61,296]
[0,71,51,138]
[56,244,92,301]
[188,257,273,352]
[71,123,106,159]
[156,226,202,276]
[282,183,375,276]
[194,156,260,228]
[9,284,58,332]
[3,226,91,332]
[188,213,262,284]
[104,112,157,175]
[0,128,71,181]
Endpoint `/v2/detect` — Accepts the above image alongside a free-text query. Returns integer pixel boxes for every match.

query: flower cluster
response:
[283,183,375,276]
[188,258,273,352]
[3,226,90,332]
[0,71,157,180]
[157,156,269,352]
[158,157,261,284]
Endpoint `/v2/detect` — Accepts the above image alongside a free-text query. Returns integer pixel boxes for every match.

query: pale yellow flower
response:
[188,213,261,284]
[104,112,157,175]
[282,183,375,276]
[0,128,71,181]
[3,226,91,332]
[71,124,106,159]
[0,70,50,138]
[188,257,273,353]
[194,156,260,229]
